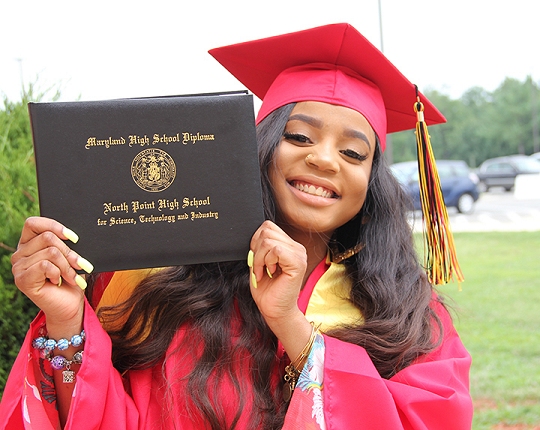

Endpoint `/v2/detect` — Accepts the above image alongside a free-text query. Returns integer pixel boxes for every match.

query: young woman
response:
[1,23,472,429]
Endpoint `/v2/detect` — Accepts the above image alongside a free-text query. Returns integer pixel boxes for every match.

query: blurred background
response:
[1,1,539,428]
[3,0,540,166]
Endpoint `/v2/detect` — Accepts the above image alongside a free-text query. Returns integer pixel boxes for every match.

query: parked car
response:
[391,160,480,214]
[476,155,540,192]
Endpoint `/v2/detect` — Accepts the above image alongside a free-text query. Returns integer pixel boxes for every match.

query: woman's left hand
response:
[248,220,308,327]
[249,221,314,361]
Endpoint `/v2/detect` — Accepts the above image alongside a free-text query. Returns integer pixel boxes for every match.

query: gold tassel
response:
[414,87,464,286]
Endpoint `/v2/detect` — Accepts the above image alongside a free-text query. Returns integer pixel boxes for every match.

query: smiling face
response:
[269,101,376,240]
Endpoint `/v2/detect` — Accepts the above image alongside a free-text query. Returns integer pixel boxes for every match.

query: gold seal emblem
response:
[131,148,176,192]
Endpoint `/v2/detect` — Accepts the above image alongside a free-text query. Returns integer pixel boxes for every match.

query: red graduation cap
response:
[209,23,446,152]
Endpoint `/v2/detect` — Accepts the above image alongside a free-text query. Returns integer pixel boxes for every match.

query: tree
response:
[490,77,538,156]
[389,77,540,167]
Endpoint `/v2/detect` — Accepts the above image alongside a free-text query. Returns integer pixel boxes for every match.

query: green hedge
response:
[0,85,59,397]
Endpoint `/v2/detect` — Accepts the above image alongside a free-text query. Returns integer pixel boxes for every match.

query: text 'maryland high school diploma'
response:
[29,91,264,273]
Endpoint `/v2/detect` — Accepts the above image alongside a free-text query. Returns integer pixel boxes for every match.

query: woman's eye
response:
[340,148,368,161]
[283,132,312,144]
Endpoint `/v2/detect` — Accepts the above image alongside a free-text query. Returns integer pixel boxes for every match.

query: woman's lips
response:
[289,180,338,199]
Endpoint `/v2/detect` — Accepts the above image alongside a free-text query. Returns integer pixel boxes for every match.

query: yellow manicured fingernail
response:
[75,274,87,290]
[63,227,79,244]
[77,256,94,274]
[265,267,273,279]
[251,270,258,289]
[247,250,254,268]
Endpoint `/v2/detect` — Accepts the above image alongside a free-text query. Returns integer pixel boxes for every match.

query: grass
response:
[431,231,540,429]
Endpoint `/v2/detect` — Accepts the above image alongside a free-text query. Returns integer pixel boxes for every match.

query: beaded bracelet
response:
[32,330,86,354]
[49,350,84,383]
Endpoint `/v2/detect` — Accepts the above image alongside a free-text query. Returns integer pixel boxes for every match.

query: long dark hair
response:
[94,103,442,429]
[259,103,442,377]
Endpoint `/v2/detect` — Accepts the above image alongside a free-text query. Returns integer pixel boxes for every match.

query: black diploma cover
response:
[29,91,264,273]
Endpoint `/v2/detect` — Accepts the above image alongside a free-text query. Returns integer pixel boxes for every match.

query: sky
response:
[2,0,540,110]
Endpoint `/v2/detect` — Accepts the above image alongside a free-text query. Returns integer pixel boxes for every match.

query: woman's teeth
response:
[294,182,334,198]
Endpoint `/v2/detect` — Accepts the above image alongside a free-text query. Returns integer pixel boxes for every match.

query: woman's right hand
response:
[11,217,94,331]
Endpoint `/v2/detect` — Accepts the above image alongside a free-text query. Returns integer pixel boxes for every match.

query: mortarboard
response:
[210,23,463,286]
[209,22,446,152]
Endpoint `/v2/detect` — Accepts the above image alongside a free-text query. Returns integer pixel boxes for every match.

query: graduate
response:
[1,23,472,429]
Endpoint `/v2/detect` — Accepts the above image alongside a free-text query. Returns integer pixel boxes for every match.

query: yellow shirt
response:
[305,262,363,332]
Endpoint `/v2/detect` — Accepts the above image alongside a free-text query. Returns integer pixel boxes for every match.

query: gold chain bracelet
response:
[282,322,320,402]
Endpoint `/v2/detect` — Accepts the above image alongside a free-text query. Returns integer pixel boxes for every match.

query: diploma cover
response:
[29,91,264,272]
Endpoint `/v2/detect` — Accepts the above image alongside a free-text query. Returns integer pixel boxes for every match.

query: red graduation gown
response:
[0,260,472,429]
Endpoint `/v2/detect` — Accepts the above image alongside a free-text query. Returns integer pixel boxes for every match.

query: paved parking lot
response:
[410,190,540,233]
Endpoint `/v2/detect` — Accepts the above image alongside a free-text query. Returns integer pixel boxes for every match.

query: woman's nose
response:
[304,143,340,173]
